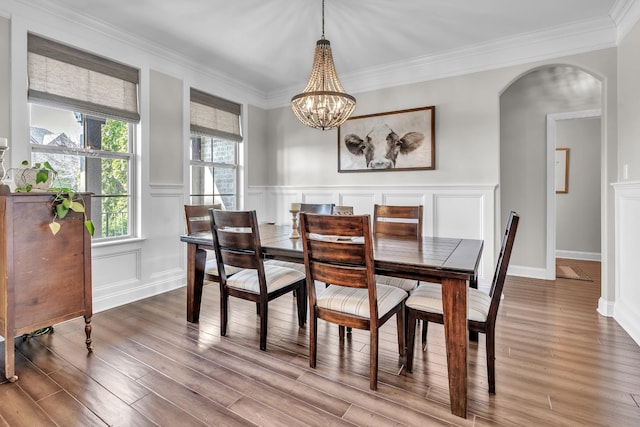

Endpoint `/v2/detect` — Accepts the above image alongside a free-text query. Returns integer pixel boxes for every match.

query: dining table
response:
[180,224,483,418]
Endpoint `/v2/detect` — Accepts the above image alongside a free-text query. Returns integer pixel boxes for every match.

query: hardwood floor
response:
[1,260,639,426]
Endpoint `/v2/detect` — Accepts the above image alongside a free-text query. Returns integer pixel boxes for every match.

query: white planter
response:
[13,168,53,191]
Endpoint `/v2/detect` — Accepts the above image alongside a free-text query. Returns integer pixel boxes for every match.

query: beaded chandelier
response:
[291,0,356,130]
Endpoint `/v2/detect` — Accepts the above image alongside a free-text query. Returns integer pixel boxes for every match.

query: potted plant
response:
[13,160,95,236]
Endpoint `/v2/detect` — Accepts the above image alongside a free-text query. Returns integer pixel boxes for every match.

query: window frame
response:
[188,135,239,209]
[28,113,137,242]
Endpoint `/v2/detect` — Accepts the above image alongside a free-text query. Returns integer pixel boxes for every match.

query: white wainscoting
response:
[92,185,186,313]
[247,184,497,289]
[613,181,640,346]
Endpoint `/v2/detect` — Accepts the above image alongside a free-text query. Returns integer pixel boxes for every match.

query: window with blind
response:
[189,88,242,209]
[27,34,139,240]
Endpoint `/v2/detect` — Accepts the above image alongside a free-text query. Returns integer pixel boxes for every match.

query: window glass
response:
[189,135,237,209]
[29,104,133,239]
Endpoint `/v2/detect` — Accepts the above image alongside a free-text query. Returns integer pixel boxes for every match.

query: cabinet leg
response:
[4,336,16,382]
[84,316,93,352]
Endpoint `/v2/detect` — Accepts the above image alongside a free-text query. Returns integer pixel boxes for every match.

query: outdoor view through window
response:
[189,134,237,210]
[29,103,133,239]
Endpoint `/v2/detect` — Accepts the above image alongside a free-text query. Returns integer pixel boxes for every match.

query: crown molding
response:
[611,0,640,41]
[266,16,617,109]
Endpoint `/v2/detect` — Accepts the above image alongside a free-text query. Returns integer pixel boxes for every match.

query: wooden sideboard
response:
[0,186,92,382]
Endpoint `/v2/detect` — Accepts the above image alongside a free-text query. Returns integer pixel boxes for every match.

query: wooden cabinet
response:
[0,186,92,381]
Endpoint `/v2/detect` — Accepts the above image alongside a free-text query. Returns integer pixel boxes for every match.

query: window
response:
[30,105,133,239]
[189,88,242,208]
[189,135,237,208]
[27,34,139,240]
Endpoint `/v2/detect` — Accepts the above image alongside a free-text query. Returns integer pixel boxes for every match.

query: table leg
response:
[187,243,207,323]
[441,277,468,418]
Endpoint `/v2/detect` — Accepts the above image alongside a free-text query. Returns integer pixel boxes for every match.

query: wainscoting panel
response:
[613,181,640,346]
[432,193,484,239]
[92,185,186,313]
[147,187,185,276]
[249,184,496,287]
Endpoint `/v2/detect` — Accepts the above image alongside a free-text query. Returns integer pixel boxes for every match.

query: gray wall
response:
[260,50,616,275]
[556,117,601,254]
[500,66,601,268]
[149,70,184,185]
[0,17,9,145]
[619,17,640,182]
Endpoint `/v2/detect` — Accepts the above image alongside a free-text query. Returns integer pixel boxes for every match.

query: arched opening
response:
[499,65,603,281]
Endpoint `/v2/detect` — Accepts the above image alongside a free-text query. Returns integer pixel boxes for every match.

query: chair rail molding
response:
[247,184,497,289]
[612,181,640,346]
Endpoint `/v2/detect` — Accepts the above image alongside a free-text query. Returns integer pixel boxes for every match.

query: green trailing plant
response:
[14,160,95,237]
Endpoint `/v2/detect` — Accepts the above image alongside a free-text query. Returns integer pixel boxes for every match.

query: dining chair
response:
[299,212,408,390]
[266,203,335,273]
[373,204,423,238]
[209,209,307,351]
[405,211,519,394]
[372,204,424,292]
[184,204,243,284]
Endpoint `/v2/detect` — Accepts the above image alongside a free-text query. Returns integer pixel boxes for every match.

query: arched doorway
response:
[499,65,602,280]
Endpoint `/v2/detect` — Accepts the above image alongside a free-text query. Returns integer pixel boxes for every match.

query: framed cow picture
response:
[338,106,435,172]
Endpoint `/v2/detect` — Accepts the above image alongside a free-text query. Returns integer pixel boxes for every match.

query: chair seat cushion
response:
[204,259,242,277]
[264,259,306,273]
[375,275,419,292]
[227,264,305,293]
[317,283,408,318]
[405,282,491,322]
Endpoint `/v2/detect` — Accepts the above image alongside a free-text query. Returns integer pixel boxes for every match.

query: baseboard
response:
[93,276,185,314]
[614,299,640,346]
[555,250,601,261]
[597,297,615,317]
[508,264,552,280]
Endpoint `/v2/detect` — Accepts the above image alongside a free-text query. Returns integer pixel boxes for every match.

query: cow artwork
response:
[338,106,435,172]
[344,124,424,169]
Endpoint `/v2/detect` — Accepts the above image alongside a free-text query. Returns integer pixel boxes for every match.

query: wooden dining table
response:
[180,224,483,418]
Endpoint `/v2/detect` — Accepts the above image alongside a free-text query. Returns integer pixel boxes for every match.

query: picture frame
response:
[555,147,569,193]
[337,106,435,172]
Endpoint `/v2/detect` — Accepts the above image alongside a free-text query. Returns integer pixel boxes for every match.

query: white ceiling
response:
[25,0,627,101]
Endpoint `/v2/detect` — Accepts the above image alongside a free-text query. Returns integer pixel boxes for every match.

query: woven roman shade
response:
[190,88,242,142]
[27,33,140,122]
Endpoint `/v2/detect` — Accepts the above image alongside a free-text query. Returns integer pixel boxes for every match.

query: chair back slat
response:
[310,263,369,289]
[299,203,335,214]
[184,204,221,234]
[373,204,423,238]
[306,240,367,266]
[487,211,519,321]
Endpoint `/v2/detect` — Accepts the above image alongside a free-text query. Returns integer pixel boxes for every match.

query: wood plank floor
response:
[1,259,639,426]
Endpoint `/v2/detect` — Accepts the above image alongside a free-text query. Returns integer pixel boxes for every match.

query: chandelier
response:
[291,0,356,131]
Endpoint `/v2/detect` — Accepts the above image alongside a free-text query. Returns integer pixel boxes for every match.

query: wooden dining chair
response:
[184,204,244,284]
[405,211,519,394]
[209,209,307,351]
[266,203,335,273]
[373,204,423,238]
[299,212,408,390]
[372,204,424,292]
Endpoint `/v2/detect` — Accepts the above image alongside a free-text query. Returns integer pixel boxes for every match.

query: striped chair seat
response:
[375,275,419,292]
[406,282,491,322]
[317,283,408,318]
[205,259,243,277]
[264,259,306,273]
[227,264,305,293]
